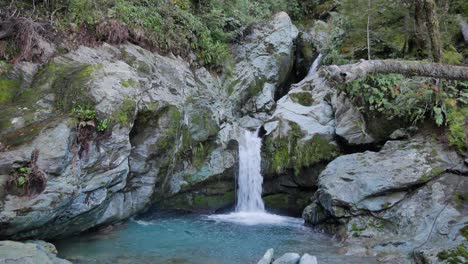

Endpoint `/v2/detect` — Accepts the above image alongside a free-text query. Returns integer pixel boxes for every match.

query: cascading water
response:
[209,128,302,226]
[235,128,265,212]
[307,53,323,78]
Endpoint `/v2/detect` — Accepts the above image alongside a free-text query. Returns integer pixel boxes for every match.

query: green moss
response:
[265,121,340,175]
[437,244,468,263]
[249,76,267,97]
[112,98,136,124]
[0,77,20,105]
[159,191,235,211]
[193,191,235,209]
[351,223,366,232]
[461,225,468,240]
[191,142,212,170]
[289,92,314,106]
[263,193,310,215]
[418,167,444,182]
[454,193,468,208]
[120,79,137,88]
[34,61,102,112]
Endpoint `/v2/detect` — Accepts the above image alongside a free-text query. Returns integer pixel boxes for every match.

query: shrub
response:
[7,149,47,197]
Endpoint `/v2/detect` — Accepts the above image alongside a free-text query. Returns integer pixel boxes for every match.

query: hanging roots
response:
[6,149,47,197]
[0,12,48,63]
[96,19,129,45]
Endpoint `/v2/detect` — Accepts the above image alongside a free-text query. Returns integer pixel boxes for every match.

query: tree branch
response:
[321,59,468,84]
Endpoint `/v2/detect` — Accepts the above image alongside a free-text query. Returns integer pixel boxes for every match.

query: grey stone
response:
[331,93,375,145]
[273,253,301,264]
[0,240,71,264]
[299,254,318,264]
[257,248,275,264]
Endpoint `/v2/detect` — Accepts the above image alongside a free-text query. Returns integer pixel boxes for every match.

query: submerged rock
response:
[299,254,318,264]
[257,248,275,264]
[272,252,301,264]
[0,240,70,264]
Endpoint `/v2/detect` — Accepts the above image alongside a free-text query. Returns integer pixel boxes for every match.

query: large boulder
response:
[303,134,468,259]
[0,240,70,264]
[0,12,301,239]
[226,12,299,115]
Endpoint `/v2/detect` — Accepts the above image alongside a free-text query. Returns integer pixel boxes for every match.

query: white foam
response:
[207,212,304,226]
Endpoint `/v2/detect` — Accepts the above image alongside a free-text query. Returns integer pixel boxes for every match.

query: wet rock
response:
[227,12,299,114]
[299,253,318,264]
[0,240,70,264]
[331,93,375,145]
[273,252,301,264]
[303,134,468,261]
[257,248,274,264]
[0,13,299,239]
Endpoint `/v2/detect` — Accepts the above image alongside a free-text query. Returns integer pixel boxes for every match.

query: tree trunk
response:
[423,0,442,62]
[413,0,426,56]
[366,0,371,60]
[322,60,468,84]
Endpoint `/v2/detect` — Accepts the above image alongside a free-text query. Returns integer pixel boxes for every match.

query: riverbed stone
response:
[299,254,318,264]
[0,240,71,264]
[257,248,275,264]
[273,253,301,264]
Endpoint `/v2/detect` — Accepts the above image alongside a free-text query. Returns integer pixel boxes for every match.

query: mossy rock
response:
[263,121,340,176]
[289,92,314,106]
[264,193,310,216]
[158,191,235,212]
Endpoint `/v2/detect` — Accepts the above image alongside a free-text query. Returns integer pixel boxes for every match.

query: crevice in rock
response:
[335,134,385,154]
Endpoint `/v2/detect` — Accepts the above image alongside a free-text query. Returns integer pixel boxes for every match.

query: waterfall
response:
[235,129,265,212]
[306,53,323,78]
[208,127,303,226]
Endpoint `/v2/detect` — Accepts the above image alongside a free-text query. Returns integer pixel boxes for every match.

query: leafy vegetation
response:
[324,0,467,64]
[3,0,319,69]
[340,74,468,152]
[6,149,47,197]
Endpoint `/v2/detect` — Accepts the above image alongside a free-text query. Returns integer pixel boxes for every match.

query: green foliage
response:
[71,105,97,120]
[341,75,468,129]
[437,244,468,264]
[97,119,110,132]
[447,106,468,153]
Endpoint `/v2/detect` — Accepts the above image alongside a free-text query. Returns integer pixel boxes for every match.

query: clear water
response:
[55,212,378,264]
[306,53,323,77]
[235,128,264,212]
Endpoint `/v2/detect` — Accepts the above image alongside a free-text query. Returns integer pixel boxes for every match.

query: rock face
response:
[227,12,298,115]
[0,13,301,239]
[303,134,468,259]
[0,240,70,264]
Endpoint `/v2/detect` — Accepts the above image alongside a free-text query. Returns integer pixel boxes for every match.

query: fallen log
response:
[321,59,468,84]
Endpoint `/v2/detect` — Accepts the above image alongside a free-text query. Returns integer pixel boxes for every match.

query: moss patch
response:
[0,78,20,104]
[264,121,340,175]
[437,244,468,263]
[263,193,310,216]
[418,167,445,182]
[289,92,314,106]
[112,97,137,124]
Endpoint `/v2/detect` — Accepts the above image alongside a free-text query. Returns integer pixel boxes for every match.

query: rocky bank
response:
[0,11,466,263]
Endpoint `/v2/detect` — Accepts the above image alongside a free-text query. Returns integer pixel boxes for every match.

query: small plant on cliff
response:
[71,105,110,159]
[6,149,47,196]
